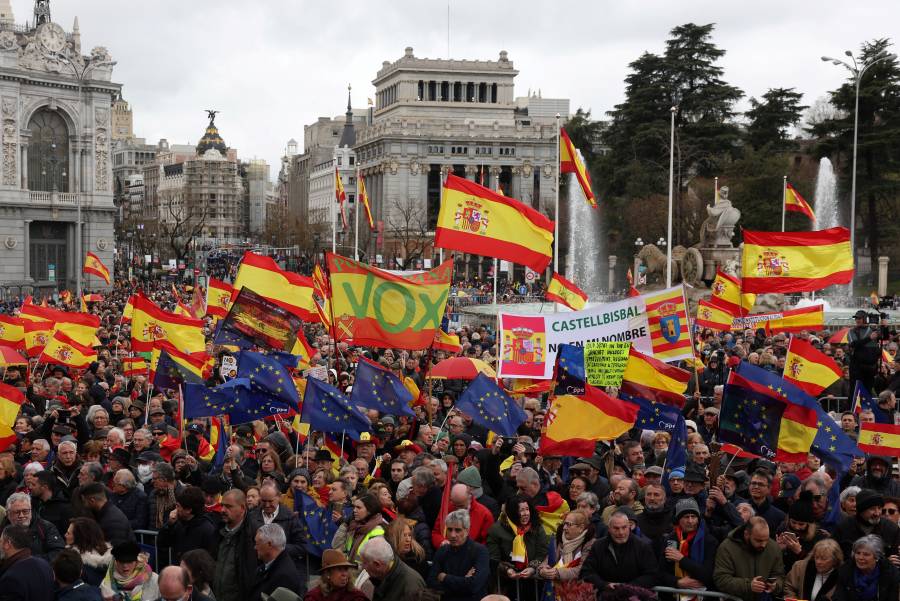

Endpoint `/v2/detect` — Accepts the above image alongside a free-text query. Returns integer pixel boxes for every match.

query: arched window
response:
[28,109,69,192]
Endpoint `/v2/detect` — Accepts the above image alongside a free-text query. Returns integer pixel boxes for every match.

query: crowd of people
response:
[0,271,897,601]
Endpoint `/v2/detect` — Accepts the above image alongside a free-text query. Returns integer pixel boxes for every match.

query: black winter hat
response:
[855,489,884,514]
[788,490,816,523]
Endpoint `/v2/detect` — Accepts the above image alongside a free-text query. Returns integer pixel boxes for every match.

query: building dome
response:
[196,111,227,156]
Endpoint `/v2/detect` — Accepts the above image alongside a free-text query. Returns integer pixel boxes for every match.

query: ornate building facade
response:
[0,2,120,294]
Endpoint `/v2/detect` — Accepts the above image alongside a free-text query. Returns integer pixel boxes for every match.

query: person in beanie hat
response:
[100,540,160,600]
[659,498,719,592]
[776,490,831,572]
[457,465,499,518]
[832,489,900,560]
[849,456,900,497]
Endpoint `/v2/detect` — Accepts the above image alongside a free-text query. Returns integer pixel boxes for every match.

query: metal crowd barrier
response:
[489,576,746,601]
[134,529,173,569]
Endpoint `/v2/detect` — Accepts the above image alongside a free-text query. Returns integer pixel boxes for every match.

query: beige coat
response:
[784,556,837,601]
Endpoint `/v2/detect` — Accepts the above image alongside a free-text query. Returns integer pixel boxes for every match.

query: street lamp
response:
[821,48,896,294]
[666,106,677,288]
[657,237,666,247]
[634,237,644,249]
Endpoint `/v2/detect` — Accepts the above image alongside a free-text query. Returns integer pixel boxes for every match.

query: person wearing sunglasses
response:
[883,497,900,525]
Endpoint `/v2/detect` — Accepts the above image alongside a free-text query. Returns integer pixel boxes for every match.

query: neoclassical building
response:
[0,1,119,295]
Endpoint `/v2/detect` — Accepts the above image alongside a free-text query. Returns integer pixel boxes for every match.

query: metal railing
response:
[134,529,172,569]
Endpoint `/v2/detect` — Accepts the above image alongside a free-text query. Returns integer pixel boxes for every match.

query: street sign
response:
[48,264,55,282]
[524,267,537,282]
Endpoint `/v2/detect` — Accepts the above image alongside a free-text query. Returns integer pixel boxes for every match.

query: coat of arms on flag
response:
[755,249,790,277]
[499,314,546,378]
[658,302,682,344]
[453,200,490,234]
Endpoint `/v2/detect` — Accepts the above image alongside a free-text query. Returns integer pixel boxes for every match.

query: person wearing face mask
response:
[776,491,831,572]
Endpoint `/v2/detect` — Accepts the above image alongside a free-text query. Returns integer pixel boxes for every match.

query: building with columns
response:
[355,47,568,277]
[0,0,120,296]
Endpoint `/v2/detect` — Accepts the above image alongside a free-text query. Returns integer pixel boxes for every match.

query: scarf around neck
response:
[504,513,529,569]
[853,565,881,601]
[557,529,587,567]
[102,560,153,601]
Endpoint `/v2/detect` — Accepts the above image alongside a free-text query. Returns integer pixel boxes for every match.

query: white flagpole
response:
[439,169,445,265]
[332,165,337,254]
[781,176,787,233]
[554,114,560,313]
[354,168,360,261]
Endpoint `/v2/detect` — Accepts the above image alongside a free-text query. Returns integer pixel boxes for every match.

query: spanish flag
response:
[312,264,332,329]
[435,174,554,273]
[335,166,348,228]
[131,294,206,355]
[41,330,97,370]
[560,127,597,208]
[23,320,54,357]
[545,273,588,311]
[620,346,691,407]
[695,299,735,332]
[0,315,24,350]
[79,295,88,313]
[540,383,638,457]
[206,278,234,320]
[644,286,693,362]
[433,329,461,354]
[326,253,452,350]
[535,492,570,536]
[122,295,136,323]
[766,305,824,334]
[0,383,24,451]
[709,269,755,317]
[858,422,900,457]
[783,337,842,396]
[149,341,209,383]
[358,172,374,230]
[785,183,816,223]
[18,303,101,347]
[233,252,318,322]
[741,228,853,293]
[122,356,148,377]
[83,294,104,303]
[83,252,111,285]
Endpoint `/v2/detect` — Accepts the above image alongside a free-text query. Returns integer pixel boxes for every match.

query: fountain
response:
[814,157,839,230]
[564,150,605,297]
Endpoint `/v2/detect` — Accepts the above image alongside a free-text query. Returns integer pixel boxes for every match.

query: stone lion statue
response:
[637,244,673,283]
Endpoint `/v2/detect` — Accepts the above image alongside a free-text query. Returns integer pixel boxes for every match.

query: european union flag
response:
[811,402,863,471]
[294,489,337,557]
[237,351,301,412]
[300,376,370,440]
[555,343,586,396]
[719,376,786,460]
[851,380,889,422]
[733,361,819,410]
[350,358,415,418]
[455,372,527,437]
[211,417,226,470]
[622,393,688,472]
[183,379,293,424]
[153,349,205,391]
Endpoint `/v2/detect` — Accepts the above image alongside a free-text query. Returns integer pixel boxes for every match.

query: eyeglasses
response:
[886,508,898,515]
[562,521,581,527]
[749,481,768,488]
[9,509,31,516]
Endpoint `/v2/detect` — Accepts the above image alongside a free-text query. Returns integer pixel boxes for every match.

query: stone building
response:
[0,1,120,295]
[354,47,568,276]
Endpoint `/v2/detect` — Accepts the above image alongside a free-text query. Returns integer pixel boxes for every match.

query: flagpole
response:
[354,168,360,261]
[781,176,787,233]
[492,259,498,307]
[666,106,676,288]
[332,164,337,254]
[339,429,345,465]
[553,113,560,313]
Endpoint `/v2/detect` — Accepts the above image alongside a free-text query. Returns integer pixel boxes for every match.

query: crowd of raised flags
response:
[0,127,894,601]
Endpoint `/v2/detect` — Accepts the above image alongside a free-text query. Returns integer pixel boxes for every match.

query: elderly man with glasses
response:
[2,492,65,561]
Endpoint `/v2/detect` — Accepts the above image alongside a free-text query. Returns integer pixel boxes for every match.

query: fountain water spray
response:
[814,157,839,230]
[564,149,604,298]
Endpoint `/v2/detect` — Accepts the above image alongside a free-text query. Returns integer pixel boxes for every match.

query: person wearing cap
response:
[747,468,786,535]
[776,490,831,572]
[303,548,367,601]
[713,516,785,601]
[457,465,500,519]
[394,440,422,467]
[698,407,719,445]
[580,509,658,593]
[849,455,900,497]
[832,489,900,562]
[659,498,719,593]
[100,540,160,601]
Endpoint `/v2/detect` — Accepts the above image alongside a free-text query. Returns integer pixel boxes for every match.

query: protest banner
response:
[584,341,631,387]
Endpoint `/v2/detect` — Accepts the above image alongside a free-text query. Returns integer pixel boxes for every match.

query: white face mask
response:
[137,464,152,482]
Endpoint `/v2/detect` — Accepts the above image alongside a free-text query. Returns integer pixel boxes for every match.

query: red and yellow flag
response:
[433,329,461,354]
[783,336,842,396]
[131,294,206,355]
[435,174,555,273]
[560,127,596,208]
[766,305,824,334]
[540,383,638,457]
[335,167,348,228]
[545,273,588,311]
[122,356,148,377]
[18,303,101,347]
[149,341,210,382]
[326,252,452,350]
[312,264,332,329]
[858,422,900,457]
[233,252,318,322]
[709,269,755,316]
[644,286,693,362]
[41,330,97,370]
[0,382,24,451]
[741,227,853,293]
[83,294,104,303]
[695,299,735,332]
[205,278,234,320]
[620,346,691,407]
[122,295,136,323]
[83,252,111,285]
[23,319,54,358]
[0,315,24,350]
[358,172,374,230]
[785,183,815,223]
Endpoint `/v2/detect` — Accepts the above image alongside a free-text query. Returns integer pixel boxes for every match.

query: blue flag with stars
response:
[350,358,415,418]
[236,351,301,412]
[811,401,863,471]
[300,376,371,440]
[622,393,688,472]
[733,361,819,410]
[719,374,787,460]
[294,489,338,557]
[455,372,527,437]
[183,379,293,424]
[554,344,586,396]
[851,380,890,422]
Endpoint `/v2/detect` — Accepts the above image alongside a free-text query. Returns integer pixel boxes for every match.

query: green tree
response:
[745,87,807,149]
[811,39,900,283]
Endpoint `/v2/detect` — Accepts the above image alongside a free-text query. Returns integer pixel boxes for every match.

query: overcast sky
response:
[15,1,895,176]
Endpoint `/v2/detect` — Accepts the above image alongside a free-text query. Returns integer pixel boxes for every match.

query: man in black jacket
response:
[832,489,900,560]
[635,483,672,556]
[1,492,65,561]
[79,482,134,547]
[109,468,148,531]
[157,485,219,564]
[214,489,258,601]
[427,509,490,601]
[250,523,305,600]
[29,471,72,537]
[246,483,307,581]
[581,510,658,593]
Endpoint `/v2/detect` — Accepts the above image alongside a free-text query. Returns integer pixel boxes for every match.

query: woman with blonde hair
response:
[538,509,594,585]
[785,538,842,601]
[383,517,429,579]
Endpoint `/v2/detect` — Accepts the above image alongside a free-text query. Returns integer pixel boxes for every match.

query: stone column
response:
[22,219,30,281]
[608,255,617,293]
[878,256,890,297]
[633,256,642,290]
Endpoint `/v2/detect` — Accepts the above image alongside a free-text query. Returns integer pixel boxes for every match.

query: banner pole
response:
[781,176,787,233]
[354,168,360,261]
[553,114,560,313]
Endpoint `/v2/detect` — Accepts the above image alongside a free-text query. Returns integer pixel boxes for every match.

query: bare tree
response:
[158,196,207,265]
[386,196,431,268]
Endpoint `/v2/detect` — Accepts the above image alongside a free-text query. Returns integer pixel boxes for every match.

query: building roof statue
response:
[196,110,227,157]
[338,84,356,148]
